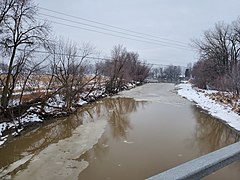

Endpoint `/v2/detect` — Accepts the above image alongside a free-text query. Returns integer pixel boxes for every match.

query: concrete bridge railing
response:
[147,141,240,180]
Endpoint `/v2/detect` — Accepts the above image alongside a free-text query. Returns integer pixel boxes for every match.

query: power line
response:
[26,49,186,68]
[37,17,193,52]
[20,49,108,61]
[39,7,190,47]
[39,12,191,50]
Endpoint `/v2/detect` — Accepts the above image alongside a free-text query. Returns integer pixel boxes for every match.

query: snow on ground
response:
[0,113,43,145]
[177,83,240,132]
[77,99,88,106]
[0,135,8,146]
[0,82,138,147]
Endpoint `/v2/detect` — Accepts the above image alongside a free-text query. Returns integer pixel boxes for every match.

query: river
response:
[0,83,239,179]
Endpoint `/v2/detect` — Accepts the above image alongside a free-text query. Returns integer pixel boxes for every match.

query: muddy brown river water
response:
[0,83,240,179]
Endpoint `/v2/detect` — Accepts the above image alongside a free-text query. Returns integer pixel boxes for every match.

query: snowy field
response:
[177,82,240,132]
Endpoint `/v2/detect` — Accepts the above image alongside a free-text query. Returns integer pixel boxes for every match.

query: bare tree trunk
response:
[1,45,17,110]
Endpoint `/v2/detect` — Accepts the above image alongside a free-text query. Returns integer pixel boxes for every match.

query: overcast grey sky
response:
[35,0,240,66]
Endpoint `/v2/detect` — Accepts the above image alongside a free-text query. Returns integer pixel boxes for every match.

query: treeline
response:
[192,18,240,95]
[149,65,182,83]
[0,0,150,121]
[98,45,150,94]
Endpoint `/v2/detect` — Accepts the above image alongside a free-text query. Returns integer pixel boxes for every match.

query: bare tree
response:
[101,45,150,93]
[134,61,151,82]
[0,0,50,113]
[219,62,240,95]
[18,59,47,105]
[0,0,14,25]
[163,65,181,82]
[49,39,98,112]
[193,22,231,77]
[150,67,163,80]
[104,45,129,93]
[193,20,240,89]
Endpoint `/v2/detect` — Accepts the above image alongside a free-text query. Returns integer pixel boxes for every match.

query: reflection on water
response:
[191,106,240,180]
[192,106,240,154]
[0,83,240,179]
[78,97,240,180]
[82,97,145,140]
[78,98,146,163]
[106,97,145,139]
[0,113,83,170]
[0,98,145,173]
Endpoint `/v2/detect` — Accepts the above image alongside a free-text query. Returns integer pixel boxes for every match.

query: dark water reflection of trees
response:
[79,98,146,164]
[0,114,84,169]
[192,106,240,155]
[105,97,145,139]
[0,97,145,170]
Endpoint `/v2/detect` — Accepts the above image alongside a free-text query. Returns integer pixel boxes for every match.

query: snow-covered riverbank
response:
[0,82,139,146]
[177,82,240,132]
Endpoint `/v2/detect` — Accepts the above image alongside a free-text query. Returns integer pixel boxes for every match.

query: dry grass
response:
[0,74,107,103]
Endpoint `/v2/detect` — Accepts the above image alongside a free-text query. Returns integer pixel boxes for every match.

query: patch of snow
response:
[8,99,20,107]
[77,99,88,106]
[43,94,66,113]
[180,80,188,84]
[46,94,65,108]
[0,112,43,146]
[12,128,24,136]
[21,113,42,123]
[0,122,8,136]
[0,139,6,146]
[177,83,240,131]
[13,90,47,96]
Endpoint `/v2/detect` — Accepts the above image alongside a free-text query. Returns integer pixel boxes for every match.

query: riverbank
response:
[177,82,240,132]
[1,83,240,180]
[0,82,140,146]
